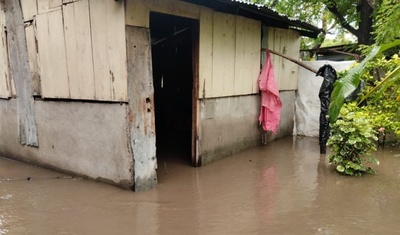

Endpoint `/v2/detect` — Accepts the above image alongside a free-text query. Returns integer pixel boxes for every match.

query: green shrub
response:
[327,103,379,176]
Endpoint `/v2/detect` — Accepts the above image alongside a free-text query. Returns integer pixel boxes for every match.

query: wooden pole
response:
[263,48,318,74]
[5,0,39,146]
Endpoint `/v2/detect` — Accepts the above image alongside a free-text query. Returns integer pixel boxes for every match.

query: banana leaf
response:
[358,65,400,105]
[329,40,400,123]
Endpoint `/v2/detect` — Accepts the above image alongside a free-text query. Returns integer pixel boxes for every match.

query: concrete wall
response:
[0,91,295,189]
[270,91,296,139]
[198,90,295,165]
[0,99,134,189]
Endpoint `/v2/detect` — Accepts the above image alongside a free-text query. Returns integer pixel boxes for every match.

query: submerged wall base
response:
[0,91,295,189]
[199,91,295,165]
[0,99,134,189]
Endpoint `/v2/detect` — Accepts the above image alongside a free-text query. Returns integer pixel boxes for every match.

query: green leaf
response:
[345,168,354,175]
[348,139,356,145]
[336,165,345,172]
[329,39,400,123]
[358,65,400,104]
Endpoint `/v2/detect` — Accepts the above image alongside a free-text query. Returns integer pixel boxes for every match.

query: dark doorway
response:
[150,12,198,166]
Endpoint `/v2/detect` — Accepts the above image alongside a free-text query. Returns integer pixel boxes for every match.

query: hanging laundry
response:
[258,51,282,134]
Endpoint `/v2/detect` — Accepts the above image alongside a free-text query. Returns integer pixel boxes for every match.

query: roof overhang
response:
[181,0,323,38]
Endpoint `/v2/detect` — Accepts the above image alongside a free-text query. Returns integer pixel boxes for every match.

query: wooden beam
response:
[152,27,190,46]
[4,0,38,146]
[263,48,318,74]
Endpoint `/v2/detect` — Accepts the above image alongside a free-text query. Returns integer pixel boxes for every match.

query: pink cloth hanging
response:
[258,51,282,133]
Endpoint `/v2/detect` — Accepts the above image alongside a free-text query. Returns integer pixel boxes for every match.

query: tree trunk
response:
[357,0,374,45]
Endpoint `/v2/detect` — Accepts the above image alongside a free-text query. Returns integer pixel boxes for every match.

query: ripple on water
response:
[0,195,12,200]
[0,215,8,235]
[0,194,11,235]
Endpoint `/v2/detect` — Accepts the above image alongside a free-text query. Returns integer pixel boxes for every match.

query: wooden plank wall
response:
[15,0,128,101]
[63,0,94,99]
[0,0,300,101]
[267,27,301,91]
[125,0,200,27]
[235,15,261,95]
[201,12,261,98]
[90,0,127,101]
[25,24,41,96]
[212,12,236,97]
[0,5,11,99]
[36,9,70,98]
[126,0,262,99]
[199,8,213,98]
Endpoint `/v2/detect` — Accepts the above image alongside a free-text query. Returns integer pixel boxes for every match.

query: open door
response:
[150,12,199,168]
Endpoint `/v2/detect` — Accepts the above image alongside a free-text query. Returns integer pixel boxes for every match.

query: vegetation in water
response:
[327,103,379,176]
[327,49,400,175]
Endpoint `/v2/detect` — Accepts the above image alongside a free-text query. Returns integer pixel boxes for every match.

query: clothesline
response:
[261,48,318,74]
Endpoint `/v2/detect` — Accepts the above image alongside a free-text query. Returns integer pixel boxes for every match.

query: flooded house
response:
[0,0,321,191]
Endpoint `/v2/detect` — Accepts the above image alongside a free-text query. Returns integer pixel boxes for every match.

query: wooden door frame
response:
[191,20,200,167]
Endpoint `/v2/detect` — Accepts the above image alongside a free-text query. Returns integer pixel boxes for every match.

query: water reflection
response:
[1,137,400,234]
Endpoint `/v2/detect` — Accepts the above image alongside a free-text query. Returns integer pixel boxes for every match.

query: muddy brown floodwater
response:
[1,136,400,235]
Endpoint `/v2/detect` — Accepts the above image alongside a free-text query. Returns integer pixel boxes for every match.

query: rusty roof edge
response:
[181,0,323,37]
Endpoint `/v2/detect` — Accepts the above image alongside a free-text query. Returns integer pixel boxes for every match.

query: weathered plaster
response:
[199,95,261,165]
[264,91,296,141]
[0,99,134,189]
[126,26,158,191]
[198,91,295,165]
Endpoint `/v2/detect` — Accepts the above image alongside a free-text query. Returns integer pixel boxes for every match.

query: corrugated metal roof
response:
[182,0,322,38]
[230,0,305,22]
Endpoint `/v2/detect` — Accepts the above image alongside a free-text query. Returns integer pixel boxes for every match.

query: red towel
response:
[258,51,282,133]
